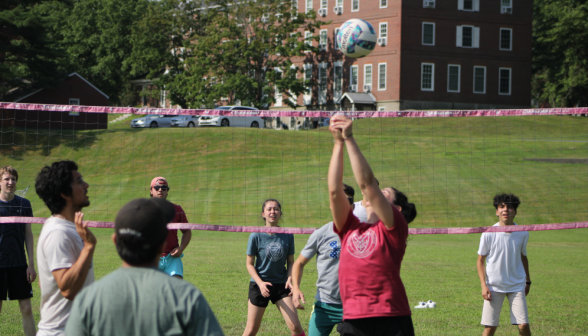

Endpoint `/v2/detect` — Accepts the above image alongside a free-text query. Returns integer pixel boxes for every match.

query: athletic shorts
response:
[309,301,344,336]
[0,266,33,301]
[339,315,415,336]
[248,282,290,308]
[159,253,184,277]
[481,291,529,326]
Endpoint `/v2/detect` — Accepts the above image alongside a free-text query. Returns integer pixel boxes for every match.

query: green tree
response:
[154,0,327,109]
[0,0,71,97]
[533,0,588,107]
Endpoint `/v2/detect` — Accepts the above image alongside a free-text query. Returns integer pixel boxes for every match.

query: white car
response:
[130,115,175,128]
[170,115,200,127]
[198,106,264,128]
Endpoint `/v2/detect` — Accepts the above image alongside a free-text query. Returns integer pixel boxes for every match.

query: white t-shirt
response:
[352,201,367,223]
[37,217,95,336]
[478,223,528,293]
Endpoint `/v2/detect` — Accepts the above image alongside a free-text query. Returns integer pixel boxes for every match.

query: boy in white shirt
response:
[477,193,531,336]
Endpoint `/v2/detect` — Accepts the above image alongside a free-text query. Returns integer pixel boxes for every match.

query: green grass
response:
[1,227,586,335]
[1,115,587,228]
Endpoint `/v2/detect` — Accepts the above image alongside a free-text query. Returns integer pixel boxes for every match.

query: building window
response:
[456,26,480,48]
[500,28,512,50]
[352,0,359,12]
[421,63,434,91]
[304,64,312,105]
[501,0,512,14]
[69,98,80,116]
[458,0,479,11]
[499,68,511,95]
[379,23,388,38]
[447,65,461,92]
[350,65,358,91]
[275,69,283,106]
[334,28,340,50]
[378,63,386,90]
[321,0,327,9]
[319,63,327,104]
[334,62,343,100]
[306,0,313,13]
[423,0,435,8]
[379,106,386,111]
[336,0,343,8]
[473,66,486,94]
[380,0,388,8]
[305,31,312,49]
[320,29,328,50]
[364,64,372,91]
[422,23,435,45]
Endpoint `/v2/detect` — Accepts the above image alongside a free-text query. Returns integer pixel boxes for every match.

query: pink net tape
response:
[2,217,587,234]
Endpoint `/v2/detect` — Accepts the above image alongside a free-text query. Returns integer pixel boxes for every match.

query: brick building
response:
[278,0,531,111]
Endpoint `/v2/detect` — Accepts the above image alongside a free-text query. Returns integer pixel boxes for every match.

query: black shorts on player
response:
[339,316,415,336]
[0,266,33,301]
[248,282,291,308]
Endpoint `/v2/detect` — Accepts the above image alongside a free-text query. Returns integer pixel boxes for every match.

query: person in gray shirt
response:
[65,198,224,336]
[291,184,355,336]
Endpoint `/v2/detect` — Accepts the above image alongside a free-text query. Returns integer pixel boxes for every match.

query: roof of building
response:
[337,92,377,104]
[8,72,109,103]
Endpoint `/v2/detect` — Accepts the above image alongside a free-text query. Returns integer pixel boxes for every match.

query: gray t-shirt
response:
[247,233,295,283]
[300,222,341,304]
[65,267,224,336]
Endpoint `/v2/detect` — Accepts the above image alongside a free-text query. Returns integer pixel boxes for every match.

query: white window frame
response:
[378,63,387,90]
[473,66,486,94]
[499,67,512,95]
[499,28,512,51]
[352,0,359,12]
[334,61,343,101]
[350,65,358,88]
[306,0,313,13]
[456,25,480,48]
[422,22,435,46]
[334,28,340,50]
[304,31,312,51]
[303,63,313,105]
[336,0,343,8]
[320,0,327,9]
[458,0,480,11]
[364,64,372,90]
[421,63,435,91]
[274,68,283,106]
[423,0,436,8]
[447,64,461,93]
[320,29,328,50]
[380,0,388,9]
[69,98,80,116]
[318,62,328,104]
[501,0,513,13]
[379,22,388,38]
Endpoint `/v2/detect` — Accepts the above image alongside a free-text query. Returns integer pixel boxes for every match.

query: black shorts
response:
[0,266,33,301]
[248,282,291,308]
[339,315,414,336]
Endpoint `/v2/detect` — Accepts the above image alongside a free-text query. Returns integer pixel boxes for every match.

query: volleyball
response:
[337,19,377,58]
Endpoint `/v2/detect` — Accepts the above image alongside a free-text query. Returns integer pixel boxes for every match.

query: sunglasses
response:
[153,185,169,191]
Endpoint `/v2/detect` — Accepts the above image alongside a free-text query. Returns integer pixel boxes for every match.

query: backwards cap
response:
[151,176,168,188]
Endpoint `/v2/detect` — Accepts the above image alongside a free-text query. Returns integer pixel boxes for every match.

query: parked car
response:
[198,106,263,128]
[170,115,200,127]
[130,115,175,128]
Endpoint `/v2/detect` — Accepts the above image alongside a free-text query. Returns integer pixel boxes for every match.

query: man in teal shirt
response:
[65,198,224,336]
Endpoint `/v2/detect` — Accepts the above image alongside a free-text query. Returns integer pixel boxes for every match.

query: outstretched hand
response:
[291,288,306,310]
[74,212,97,247]
[330,115,353,139]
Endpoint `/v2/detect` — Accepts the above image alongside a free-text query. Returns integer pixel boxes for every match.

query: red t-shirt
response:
[335,207,411,320]
[163,204,188,256]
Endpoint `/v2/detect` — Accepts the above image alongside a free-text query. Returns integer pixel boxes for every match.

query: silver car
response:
[130,115,175,128]
[170,115,200,127]
[199,106,264,128]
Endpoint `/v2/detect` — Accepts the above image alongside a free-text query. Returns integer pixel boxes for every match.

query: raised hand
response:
[330,115,353,139]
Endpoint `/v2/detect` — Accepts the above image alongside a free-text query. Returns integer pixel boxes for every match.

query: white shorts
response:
[481,291,529,326]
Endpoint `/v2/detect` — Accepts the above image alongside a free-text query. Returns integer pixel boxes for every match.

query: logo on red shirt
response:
[347,229,377,258]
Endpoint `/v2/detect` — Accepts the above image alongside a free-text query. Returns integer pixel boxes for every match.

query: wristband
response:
[526,281,532,285]
[342,133,353,140]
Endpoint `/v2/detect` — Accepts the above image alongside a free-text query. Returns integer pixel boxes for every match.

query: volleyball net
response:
[1,102,587,234]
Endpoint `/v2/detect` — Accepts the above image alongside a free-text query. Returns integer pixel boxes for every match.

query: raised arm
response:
[331,116,395,229]
[291,254,311,309]
[328,122,351,231]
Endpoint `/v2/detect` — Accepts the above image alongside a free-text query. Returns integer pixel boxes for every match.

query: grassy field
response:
[1,114,587,228]
[0,226,586,335]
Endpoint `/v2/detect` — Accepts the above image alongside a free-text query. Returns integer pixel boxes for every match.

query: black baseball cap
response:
[115,198,175,250]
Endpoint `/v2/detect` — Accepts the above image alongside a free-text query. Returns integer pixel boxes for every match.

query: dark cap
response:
[115,198,175,250]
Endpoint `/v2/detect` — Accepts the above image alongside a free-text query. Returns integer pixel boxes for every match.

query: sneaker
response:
[426,300,436,308]
[414,301,427,309]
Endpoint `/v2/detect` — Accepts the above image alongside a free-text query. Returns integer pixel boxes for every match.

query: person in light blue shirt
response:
[243,199,304,336]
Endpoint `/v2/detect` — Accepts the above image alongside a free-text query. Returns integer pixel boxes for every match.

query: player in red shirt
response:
[150,177,192,279]
[327,115,417,336]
